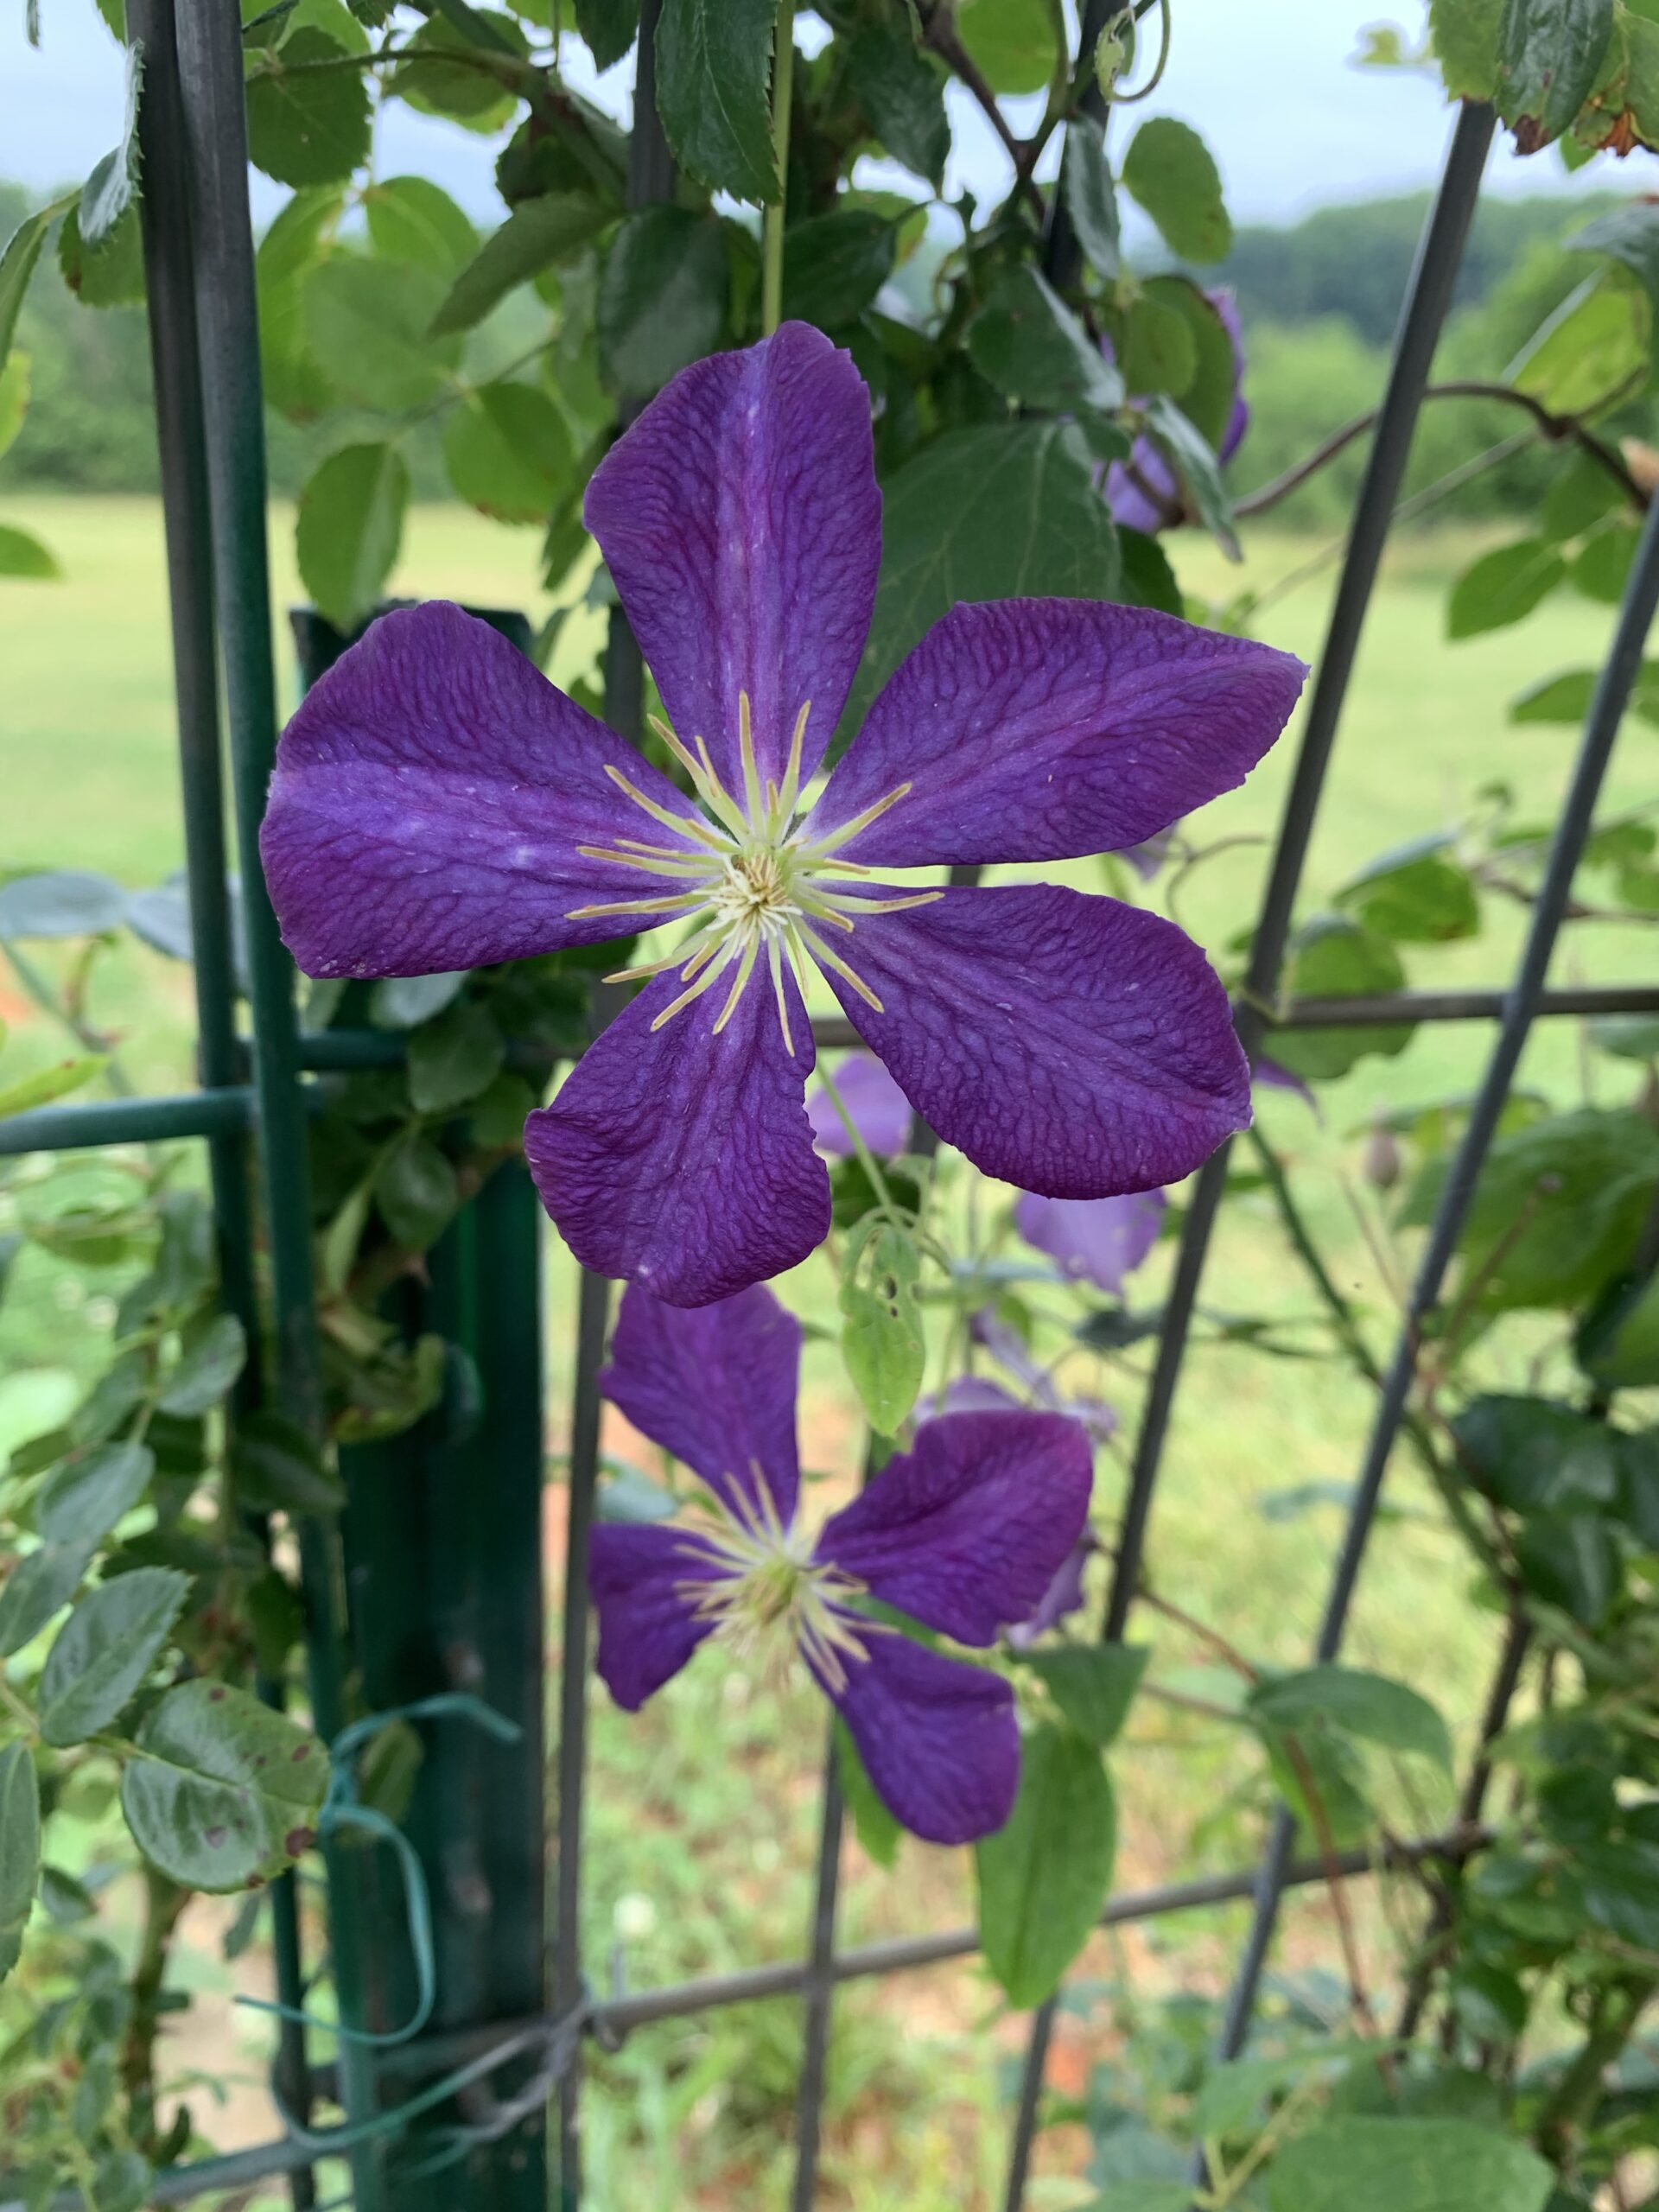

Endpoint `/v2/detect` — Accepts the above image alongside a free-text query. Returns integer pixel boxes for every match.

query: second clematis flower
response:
[262,321,1305,1305]
[588,1283,1093,1843]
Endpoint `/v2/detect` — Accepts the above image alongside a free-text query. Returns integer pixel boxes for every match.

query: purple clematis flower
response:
[588,1283,1093,1843]
[1105,289,1249,537]
[1014,1188,1166,1298]
[806,1048,914,1160]
[1007,1531,1099,1650]
[261,321,1304,1306]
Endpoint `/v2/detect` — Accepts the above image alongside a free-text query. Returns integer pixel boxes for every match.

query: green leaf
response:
[92,2150,149,2212]
[1143,396,1239,558]
[1268,915,1412,1083]
[847,423,1121,734]
[0,1055,101,1116]
[1508,269,1650,417]
[391,10,527,131]
[836,1718,901,1868]
[1249,1664,1453,1770]
[57,194,144,308]
[1541,447,1626,541]
[245,28,372,187]
[257,187,343,421]
[120,1680,327,1890]
[976,1723,1116,2006]
[159,1313,247,1415]
[1021,1644,1147,1747]
[1452,1395,1619,1511]
[408,1000,506,1114]
[1570,518,1638,604]
[1496,0,1614,150]
[1122,117,1232,264]
[1573,198,1659,306]
[597,206,728,398]
[1061,114,1120,281]
[376,1135,459,1249]
[1144,276,1240,450]
[232,1410,343,1516]
[0,353,29,461]
[363,174,478,277]
[1117,525,1183,616]
[1514,1510,1620,1624]
[306,256,461,409]
[1431,0,1503,97]
[966,265,1122,415]
[430,194,611,337]
[575,0,639,68]
[1335,835,1479,944]
[296,442,409,632]
[783,208,896,331]
[1579,1837,1659,1948]
[0,521,60,582]
[1268,2118,1552,2212]
[1118,290,1197,401]
[0,1541,96,1657]
[0,1742,40,1984]
[81,41,143,248]
[442,379,575,525]
[247,1567,306,1676]
[37,1440,154,1546]
[0,196,76,374]
[1447,537,1567,639]
[840,1224,925,1435]
[655,0,779,202]
[843,18,947,189]
[958,0,1057,94]
[370,970,468,1028]
[39,1568,189,1747]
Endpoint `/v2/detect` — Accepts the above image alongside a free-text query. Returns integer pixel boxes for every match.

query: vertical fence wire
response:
[999,100,1497,2209]
[128,1,314,2188]
[1206,484,1659,2085]
[554,15,672,2201]
[170,0,377,2172]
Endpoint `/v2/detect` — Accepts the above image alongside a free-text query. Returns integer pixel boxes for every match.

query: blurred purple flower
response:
[1104,289,1249,536]
[264,321,1302,1306]
[588,1284,1092,1844]
[806,1050,912,1160]
[1014,1188,1166,1297]
[1007,1532,1099,1651]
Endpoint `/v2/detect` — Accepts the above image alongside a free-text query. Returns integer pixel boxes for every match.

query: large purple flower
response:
[1106,289,1249,536]
[588,1283,1093,1842]
[262,321,1303,1306]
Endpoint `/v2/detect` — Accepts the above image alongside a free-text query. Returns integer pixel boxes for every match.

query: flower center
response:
[675,1469,876,1695]
[563,691,941,1053]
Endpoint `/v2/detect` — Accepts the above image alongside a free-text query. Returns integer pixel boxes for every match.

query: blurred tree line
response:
[0,175,1638,528]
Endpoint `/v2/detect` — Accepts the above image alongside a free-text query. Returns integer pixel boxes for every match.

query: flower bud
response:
[1363,1123,1402,1191]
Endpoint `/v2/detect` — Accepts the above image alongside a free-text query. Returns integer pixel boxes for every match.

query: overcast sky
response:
[1,0,1616,231]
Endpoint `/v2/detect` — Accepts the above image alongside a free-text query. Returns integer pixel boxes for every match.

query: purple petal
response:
[825,1631,1019,1845]
[588,1522,723,1711]
[260,602,702,979]
[817,1410,1092,1646]
[809,601,1304,870]
[601,1283,802,1525]
[830,884,1251,1196]
[584,323,880,794]
[1255,1055,1320,1116]
[915,1375,1023,1421]
[1014,1190,1166,1295]
[969,1308,1047,1395]
[524,965,830,1306]
[805,1052,912,1160]
[1007,1533,1097,1651]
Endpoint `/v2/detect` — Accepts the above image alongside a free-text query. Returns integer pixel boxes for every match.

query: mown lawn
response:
[0,495,1652,2208]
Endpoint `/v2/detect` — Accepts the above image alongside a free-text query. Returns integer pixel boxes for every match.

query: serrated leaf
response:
[39,1568,189,1746]
[597,205,728,398]
[391,10,526,132]
[1021,1644,1147,1748]
[0,1744,41,1984]
[976,1723,1116,2006]
[159,1313,247,1415]
[966,265,1121,415]
[1496,0,1614,151]
[245,28,372,187]
[363,174,476,277]
[782,208,896,331]
[1122,116,1231,264]
[81,41,143,248]
[0,1541,96,1657]
[1249,1664,1453,1771]
[296,442,409,632]
[429,193,611,337]
[37,1440,153,1546]
[442,382,573,521]
[1431,0,1503,98]
[120,1680,327,1889]
[1062,114,1120,280]
[1266,2117,1553,2212]
[843,16,947,188]
[408,1000,506,1114]
[375,1135,459,1249]
[575,0,639,68]
[655,0,779,201]
[1142,395,1239,559]
[306,257,461,409]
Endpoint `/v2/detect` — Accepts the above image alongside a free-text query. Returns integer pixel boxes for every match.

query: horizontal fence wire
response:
[1000,98,1498,2212]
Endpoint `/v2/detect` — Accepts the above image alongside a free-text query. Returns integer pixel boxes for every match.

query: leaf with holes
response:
[120,1680,327,1890]
[840,1224,925,1436]
[976,1722,1116,2006]
[39,1569,189,1746]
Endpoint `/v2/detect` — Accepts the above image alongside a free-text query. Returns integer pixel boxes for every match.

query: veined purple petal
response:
[584,322,880,794]
[588,1522,724,1711]
[601,1284,802,1525]
[1007,1533,1097,1651]
[524,965,830,1307]
[823,1631,1019,1845]
[830,885,1251,1196]
[809,601,1304,870]
[1255,1055,1320,1116]
[1014,1189,1166,1295]
[260,602,702,978]
[817,1410,1092,1647]
[806,1052,912,1160]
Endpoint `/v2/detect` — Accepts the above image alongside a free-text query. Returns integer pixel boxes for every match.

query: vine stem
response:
[761,0,796,338]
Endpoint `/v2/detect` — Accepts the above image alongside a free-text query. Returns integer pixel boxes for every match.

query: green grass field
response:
[1,496,1654,2208]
